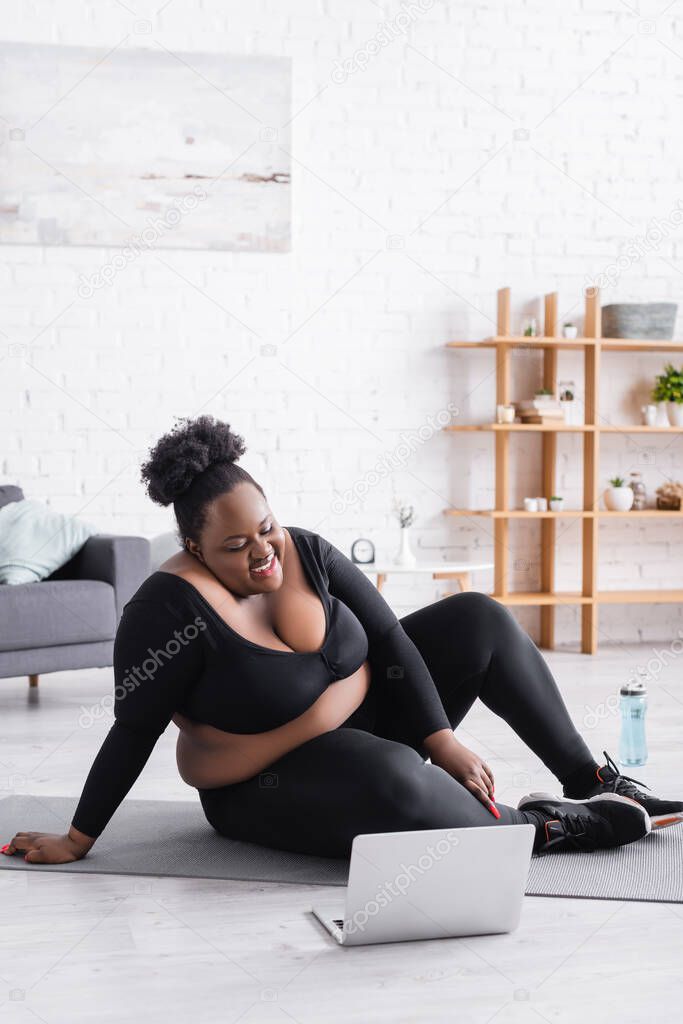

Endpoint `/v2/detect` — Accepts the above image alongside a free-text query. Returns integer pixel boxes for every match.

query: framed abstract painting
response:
[0,41,291,252]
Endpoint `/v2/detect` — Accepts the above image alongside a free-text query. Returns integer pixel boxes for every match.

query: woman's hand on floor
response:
[2,829,94,864]
[425,736,497,815]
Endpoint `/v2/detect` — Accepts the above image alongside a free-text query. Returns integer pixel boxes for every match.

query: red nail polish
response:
[1,844,8,853]
[489,802,501,819]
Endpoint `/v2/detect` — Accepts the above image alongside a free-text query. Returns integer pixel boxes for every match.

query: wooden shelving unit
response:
[445,286,683,654]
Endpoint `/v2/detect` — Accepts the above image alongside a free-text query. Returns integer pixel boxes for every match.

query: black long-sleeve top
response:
[71,525,451,838]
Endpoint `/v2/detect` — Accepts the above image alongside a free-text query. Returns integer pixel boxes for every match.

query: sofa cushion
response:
[0,579,116,652]
[150,530,182,572]
[0,485,24,509]
[0,499,98,584]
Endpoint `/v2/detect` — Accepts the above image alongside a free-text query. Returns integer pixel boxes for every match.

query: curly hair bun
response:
[140,415,247,506]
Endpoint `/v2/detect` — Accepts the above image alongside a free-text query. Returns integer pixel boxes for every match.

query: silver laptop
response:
[311,823,535,946]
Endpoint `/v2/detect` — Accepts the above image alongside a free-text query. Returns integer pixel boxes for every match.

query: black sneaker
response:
[517,793,651,855]
[568,751,683,830]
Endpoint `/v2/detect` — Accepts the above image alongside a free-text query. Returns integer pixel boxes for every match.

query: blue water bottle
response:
[619,674,648,767]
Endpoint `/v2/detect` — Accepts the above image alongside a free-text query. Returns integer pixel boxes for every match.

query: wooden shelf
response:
[600,339,683,352]
[492,592,591,606]
[443,423,595,432]
[599,424,683,433]
[445,509,683,519]
[597,590,683,604]
[443,423,683,433]
[489,590,683,606]
[445,509,589,518]
[445,285,683,653]
[447,336,683,352]
[598,509,683,517]
[447,337,592,349]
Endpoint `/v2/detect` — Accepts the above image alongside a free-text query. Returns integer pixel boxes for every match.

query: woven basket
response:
[602,303,677,340]
[656,495,682,511]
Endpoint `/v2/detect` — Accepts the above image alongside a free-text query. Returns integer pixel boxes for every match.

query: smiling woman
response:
[4,415,681,867]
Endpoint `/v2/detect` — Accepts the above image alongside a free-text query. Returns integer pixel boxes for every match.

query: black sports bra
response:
[71,524,451,838]
[153,527,370,732]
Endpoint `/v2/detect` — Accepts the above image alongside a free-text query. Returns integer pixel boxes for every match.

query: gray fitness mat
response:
[1,795,681,903]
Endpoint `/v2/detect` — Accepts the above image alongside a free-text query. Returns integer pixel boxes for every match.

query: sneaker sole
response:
[650,812,683,830]
[521,792,682,831]
[518,791,652,838]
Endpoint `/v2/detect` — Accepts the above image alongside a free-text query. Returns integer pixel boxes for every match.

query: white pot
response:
[562,325,578,339]
[667,402,683,427]
[604,486,634,512]
[656,401,670,427]
[549,498,564,512]
[393,526,417,567]
[641,404,658,427]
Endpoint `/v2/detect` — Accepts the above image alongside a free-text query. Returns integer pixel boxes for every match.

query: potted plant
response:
[604,475,634,512]
[549,495,564,512]
[562,322,578,339]
[652,363,683,427]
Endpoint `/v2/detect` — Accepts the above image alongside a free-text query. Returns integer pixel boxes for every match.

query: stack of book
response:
[516,396,564,424]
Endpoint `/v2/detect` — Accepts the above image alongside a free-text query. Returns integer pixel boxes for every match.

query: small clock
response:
[351,538,375,564]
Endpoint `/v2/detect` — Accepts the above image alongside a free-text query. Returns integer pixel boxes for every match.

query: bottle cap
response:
[620,676,647,696]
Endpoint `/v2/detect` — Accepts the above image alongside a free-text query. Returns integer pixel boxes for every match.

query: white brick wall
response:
[2,0,683,645]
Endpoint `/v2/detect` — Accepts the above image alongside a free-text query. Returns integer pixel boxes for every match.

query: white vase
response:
[549,498,564,512]
[656,401,670,427]
[393,527,417,567]
[641,404,658,427]
[562,325,578,339]
[604,486,634,512]
[667,402,683,427]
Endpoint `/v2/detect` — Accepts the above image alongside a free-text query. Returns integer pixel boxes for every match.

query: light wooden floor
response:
[1,644,682,1023]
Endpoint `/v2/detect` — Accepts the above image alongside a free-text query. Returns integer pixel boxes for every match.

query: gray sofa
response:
[0,485,150,686]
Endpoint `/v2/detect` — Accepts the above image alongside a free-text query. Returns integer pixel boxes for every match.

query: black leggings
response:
[198,593,595,857]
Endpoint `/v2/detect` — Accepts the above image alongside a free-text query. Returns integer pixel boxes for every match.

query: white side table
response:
[357,560,494,595]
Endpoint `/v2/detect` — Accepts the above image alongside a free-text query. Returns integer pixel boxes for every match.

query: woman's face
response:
[186,481,285,596]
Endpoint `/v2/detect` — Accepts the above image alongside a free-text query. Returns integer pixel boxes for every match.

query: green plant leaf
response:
[652,362,683,401]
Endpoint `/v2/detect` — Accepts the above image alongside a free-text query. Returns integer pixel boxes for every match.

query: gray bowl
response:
[601,302,678,340]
